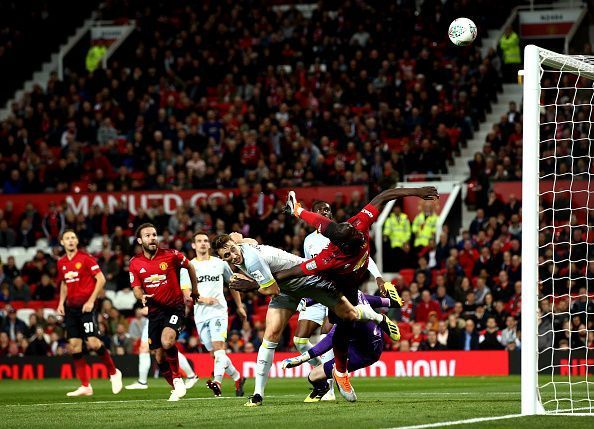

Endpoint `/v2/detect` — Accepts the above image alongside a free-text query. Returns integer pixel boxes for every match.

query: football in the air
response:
[448,18,477,46]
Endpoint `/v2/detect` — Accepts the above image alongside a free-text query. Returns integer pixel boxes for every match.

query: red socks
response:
[165,345,181,379]
[73,353,90,387]
[96,346,117,376]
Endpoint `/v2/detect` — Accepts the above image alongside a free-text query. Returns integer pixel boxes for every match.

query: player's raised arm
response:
[285,191,335,233]
[275,264,308,281]
[368,186,439,212]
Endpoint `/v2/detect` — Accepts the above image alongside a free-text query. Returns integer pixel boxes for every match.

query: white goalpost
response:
[522,44,594,416]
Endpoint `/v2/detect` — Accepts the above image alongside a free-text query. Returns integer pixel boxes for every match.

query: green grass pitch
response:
[1,376,592,428]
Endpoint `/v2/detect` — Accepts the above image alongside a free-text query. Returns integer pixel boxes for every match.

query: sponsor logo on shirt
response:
[64,271,79,280]
[250,270,265,282]
[159,262,168,271]
[362,208,374,218]
[353,251,369,271]
[144,274,167,287]
[198,274,221,283]
[306,261,317,271]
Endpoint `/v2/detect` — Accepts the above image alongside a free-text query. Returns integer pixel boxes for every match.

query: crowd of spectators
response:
[2,0,593,358]
[1,0,506,198]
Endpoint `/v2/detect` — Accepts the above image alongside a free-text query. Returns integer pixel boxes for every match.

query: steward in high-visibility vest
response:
[383,206,411,249]
[412,202,438,248]
[499,27,521,65]
[86,41,108,73]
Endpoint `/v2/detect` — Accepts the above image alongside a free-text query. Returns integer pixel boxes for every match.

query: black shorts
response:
[147,306,185,350]
[65,307,99,340]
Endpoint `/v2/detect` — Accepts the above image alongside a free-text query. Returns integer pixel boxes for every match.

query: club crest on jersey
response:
[159,262,168,271]
[306,261,317,271]
[75,262,82,269]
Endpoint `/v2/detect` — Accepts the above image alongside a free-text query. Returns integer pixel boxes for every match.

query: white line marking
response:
[3,394,300,408]
[387,414,524,429]
[2,391,520,408]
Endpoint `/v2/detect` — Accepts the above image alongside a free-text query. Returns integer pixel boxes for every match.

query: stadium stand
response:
[3,0,591,359]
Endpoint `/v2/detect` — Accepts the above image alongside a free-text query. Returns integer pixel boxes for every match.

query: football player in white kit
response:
[297,200,389,401]
[180,231,247,397]
[125,306,198,391]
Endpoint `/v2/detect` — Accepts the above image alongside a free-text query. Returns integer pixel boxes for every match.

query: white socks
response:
[293,336,322,366]
[213,349,240,383]
[355,304,383,324]
[138,352,151,384]
[178,352,196,379]
[254,339,278,397]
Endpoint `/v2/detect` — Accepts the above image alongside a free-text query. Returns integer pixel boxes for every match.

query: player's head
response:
[312,200,333,220]
[60,229,78,252]
[192,231,210,255]
[325,222,364,255]
[212,234,243,265]
[135,223,158,255]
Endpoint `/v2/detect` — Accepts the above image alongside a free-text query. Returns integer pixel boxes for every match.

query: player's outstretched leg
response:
[244,339,277,406]
[126,350,150,389]
[95,343,122,394]
[378,314,401,341]
[304,374,331,403]
[67,351,93,397]
[178,352,198,389]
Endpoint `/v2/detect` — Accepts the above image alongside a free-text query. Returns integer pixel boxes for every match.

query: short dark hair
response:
[325,222,363,255]
[60,229,77,240]
[135,223,156,239]
[211,234,232,252]
[192,230,209,242]
[312,200,329,212]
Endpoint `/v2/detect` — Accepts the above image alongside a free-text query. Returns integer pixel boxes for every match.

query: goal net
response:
[522,45,594,415]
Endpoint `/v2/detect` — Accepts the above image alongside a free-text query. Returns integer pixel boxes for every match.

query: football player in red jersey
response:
[279,186,438,401]
[130,223,199,401]
[56,229,122,397]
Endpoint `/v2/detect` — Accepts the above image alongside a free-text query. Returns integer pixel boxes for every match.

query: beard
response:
[142,242,158,255]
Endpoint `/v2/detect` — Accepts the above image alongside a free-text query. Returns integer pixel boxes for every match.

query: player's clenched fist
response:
[229,273,259,291]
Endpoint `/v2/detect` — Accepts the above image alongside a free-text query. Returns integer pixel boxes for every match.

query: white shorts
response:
[298,303,327,326]
[141,318,149,342]
[196,317,228,351]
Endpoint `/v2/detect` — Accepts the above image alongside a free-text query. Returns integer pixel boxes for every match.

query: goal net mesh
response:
[537,50,594,414]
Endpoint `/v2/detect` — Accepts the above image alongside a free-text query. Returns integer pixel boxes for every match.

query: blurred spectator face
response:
[399,340,410,352]
[438,321,447,333]
[401,290,411,302]
[507,342,517,351]
[486,318,497,330]
[244,342,255,353]
[116,323,126,335]
[412,323,422,336]
[427,330,437,344]
[475,305,485,317]
[466,292,476,304]
[422,290,431,303]
[465,319,475,333]
[454,302,463,315]
[506,316,516,329]
[559,339,569,350]
[436,285,446,297]
[448,314,458,328]
[498,271,508,284]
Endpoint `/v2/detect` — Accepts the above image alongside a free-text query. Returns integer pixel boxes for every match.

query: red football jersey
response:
[129,248,190,311]
[56,251,102,308]
[299,203,379,286]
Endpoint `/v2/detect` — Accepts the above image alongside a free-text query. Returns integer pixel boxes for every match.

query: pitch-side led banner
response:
[1,186,365,219]
[519,9,582,39]
[0,351,509,380]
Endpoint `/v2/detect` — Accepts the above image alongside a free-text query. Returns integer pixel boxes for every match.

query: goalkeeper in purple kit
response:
[282,291,391,402]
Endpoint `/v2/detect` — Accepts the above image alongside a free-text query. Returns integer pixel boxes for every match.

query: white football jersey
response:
[180,257,233,322]
[303,231,330,259]
[237,243,324,293]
